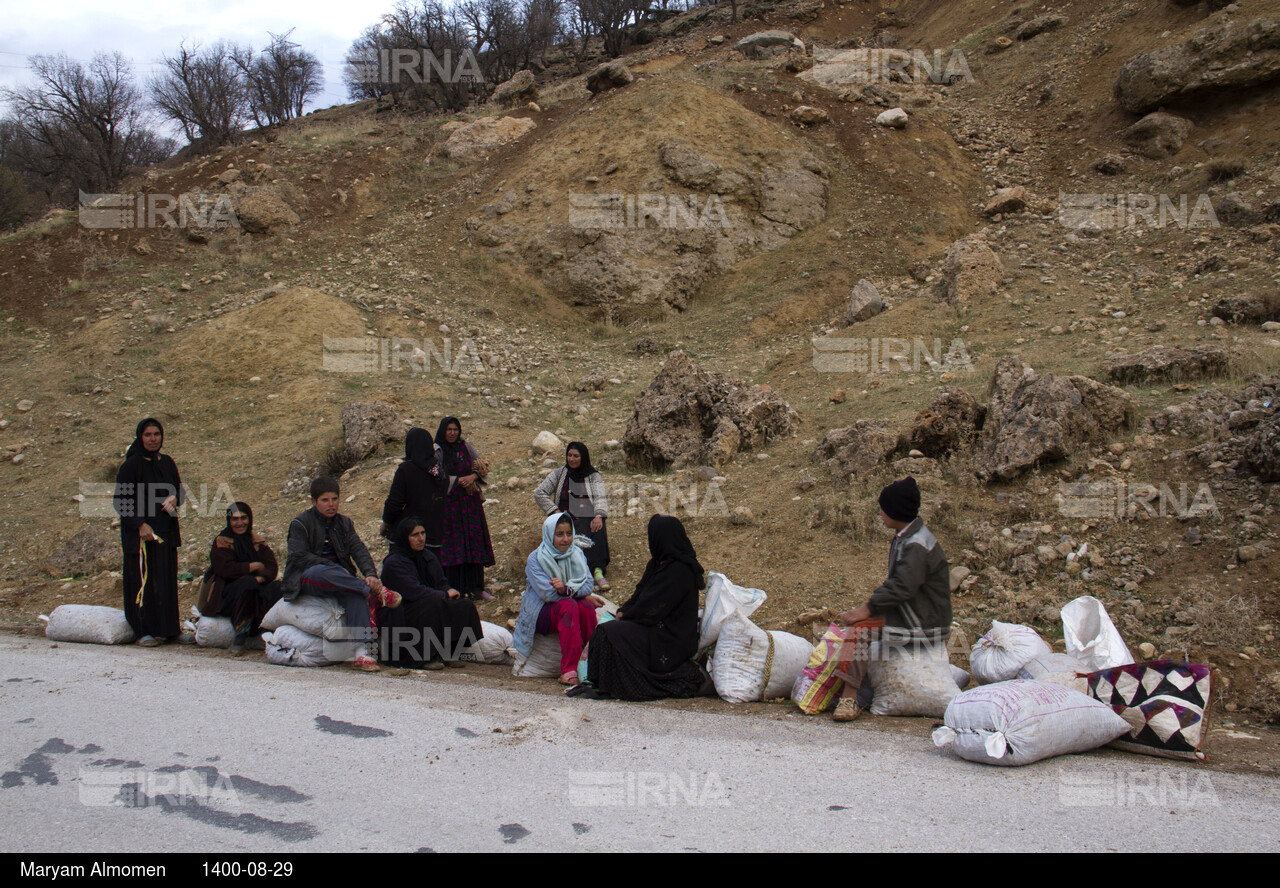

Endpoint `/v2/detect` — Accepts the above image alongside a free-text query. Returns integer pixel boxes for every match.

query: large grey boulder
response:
[443,116,536,161]
[586,61,634,94]
[491,70,538,106]
[342,402,404,461]
[1114,17,1280,114]
[1105,345,1229,384]
[844,279,884,325]
[812,421,902,482]
[976,357,1136,482]
[1121,112,1193,159]
[937,235,1004,306]
[623,351,798,470]
[736,31,804,60]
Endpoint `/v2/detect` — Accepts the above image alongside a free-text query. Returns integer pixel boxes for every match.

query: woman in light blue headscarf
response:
[513,512,603,685]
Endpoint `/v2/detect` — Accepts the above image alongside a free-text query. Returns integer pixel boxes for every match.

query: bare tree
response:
[149,41,247,148]
[576,0,652,59]
[233,30,324,128]
[344,25,398,101]
[2,53,173,200]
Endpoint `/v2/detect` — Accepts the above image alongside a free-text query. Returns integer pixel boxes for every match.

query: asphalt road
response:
[1,634,1276,853]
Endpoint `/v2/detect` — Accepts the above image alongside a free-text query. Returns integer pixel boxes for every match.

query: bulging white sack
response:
[260,594,347,641]
[711,611,812,703]
[698,572,767,651]
[43,605,135,645]
[263,625,342,667]
[933,680,1130,766]
[1062,596,1133,671]
[970,621,1051,684]
[868,639,960,717]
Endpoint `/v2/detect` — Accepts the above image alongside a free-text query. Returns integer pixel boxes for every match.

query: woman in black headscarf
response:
[380,427,449,552]
[379,516,484,669]
[434,416,495,599]
[533,441,611,591]
[201,502,283,651]
[575,515,712,701]
[113,418,185,646]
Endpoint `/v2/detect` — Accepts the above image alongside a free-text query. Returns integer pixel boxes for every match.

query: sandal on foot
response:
[136,635,160,647]
[559,671,580,686]
[833,698,862,722]
[352,655,381,673]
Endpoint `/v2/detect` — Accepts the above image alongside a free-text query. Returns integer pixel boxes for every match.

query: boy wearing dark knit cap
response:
[833,476,952,722]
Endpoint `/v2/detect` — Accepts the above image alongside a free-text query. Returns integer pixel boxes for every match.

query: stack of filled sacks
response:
[931,598,1213,766]
[697,573,813,704]
[259,595,350,667]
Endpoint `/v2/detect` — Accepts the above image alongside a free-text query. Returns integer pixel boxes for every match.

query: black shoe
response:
[564,683,610,700]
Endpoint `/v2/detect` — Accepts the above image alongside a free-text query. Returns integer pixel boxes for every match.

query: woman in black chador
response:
[202,502,283,651]
[113,418,184,646]
[576,515,712,701]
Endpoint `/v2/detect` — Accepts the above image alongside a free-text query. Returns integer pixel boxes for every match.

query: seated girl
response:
[203,502,284,652]
[513,512,604,685]
[379,516,484,669]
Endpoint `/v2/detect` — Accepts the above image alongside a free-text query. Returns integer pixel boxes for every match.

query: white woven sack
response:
[460,621,515,665]
[712,611,813,703]
[1061,596,1134,671]
[1017,653,1090,694]
[260,594,346,641]
[512,632,562,678]
[970,621,1051,684]
[43,605,135,645]
[194,616,236,648]
[868,640,960,717]
[933,680,1130,766]
[950,665,971,689]
[263,625,341,667]
[698,572,767,651]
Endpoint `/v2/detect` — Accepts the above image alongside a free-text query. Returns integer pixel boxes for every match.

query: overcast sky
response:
[0,0,393,137]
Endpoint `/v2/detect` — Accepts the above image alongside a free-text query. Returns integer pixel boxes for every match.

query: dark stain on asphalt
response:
[415,847,436,853]
[499,823,530,844]
[1,752,57,788]
[314,715,391,738]
[38,738,75,754]
[188,766,310,803]
[572,823,591,835]
[120,784,319,843]
[16,718,34,723]
[91,759,145,769]
[77,744,103,754]
[455,727,478,738]
[827,805,850,811]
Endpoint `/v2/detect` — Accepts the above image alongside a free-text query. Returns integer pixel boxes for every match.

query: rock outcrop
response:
[908,389,986,458]
[1105,345,1229,384]
[443,116,536,161]
[1121,112,1193,159]
[976,357,1136,482]
[1114,17,1280,114]
[936,235,1004,306]
[491,70,538,106]
[812,421,902,482]
[622,351,798,470]
[342,402,404,461]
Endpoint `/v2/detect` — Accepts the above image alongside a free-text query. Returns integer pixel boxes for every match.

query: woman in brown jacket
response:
[201,502,283,651]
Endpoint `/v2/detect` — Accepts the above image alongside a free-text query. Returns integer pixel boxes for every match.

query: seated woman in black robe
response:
[379,516,484,669]
[574,515,713,701]
[202,502,284,652]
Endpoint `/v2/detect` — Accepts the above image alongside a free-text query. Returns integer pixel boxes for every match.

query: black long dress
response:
[586,515,706,701]
[113,418,183,639]
[381,428,449,550]
[378,518,484,666]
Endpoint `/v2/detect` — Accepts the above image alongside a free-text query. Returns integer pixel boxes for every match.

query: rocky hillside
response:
[1,0,1279,729]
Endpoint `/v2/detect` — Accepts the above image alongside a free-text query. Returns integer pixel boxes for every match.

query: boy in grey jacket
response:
[282,477,399,672]
[834,476,951,721]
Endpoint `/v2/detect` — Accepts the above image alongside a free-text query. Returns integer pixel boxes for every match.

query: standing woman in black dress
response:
[113,418,185,646]
[380,427,449,556]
